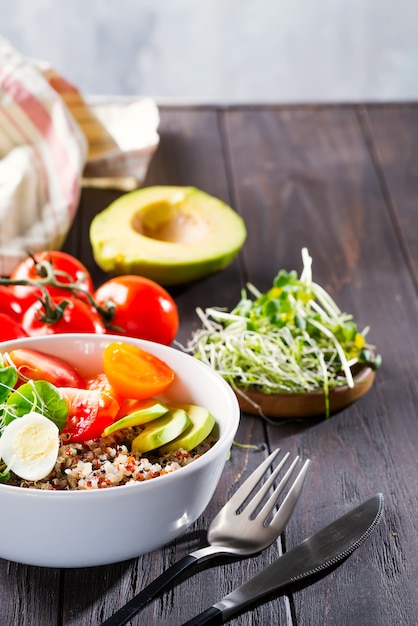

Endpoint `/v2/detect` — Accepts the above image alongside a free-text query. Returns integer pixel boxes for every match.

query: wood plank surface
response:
[0,104,417,626]
[360,104,418,286]
[222,104,418,626]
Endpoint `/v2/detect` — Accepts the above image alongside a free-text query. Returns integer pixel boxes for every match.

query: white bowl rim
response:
[0,333,240,498]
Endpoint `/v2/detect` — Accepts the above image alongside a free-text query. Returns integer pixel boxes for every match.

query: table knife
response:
[183,493,384,626]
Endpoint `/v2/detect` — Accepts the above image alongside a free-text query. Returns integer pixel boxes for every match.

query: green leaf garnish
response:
[0,365,19,404]
[5,380,68,431]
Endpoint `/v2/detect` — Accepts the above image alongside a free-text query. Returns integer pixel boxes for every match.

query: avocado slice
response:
[101,400,169,437]
[89,186,247,285]
[131,408,191,454]
[159,404,216,453]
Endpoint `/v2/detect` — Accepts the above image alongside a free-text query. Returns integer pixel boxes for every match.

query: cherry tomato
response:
[103,342,175,400]
[60,388,120,443]
[85,372,117,395]
[0,286,25,321]
[85,373,160,418]
[0,313,29,341]
[7,348,85,387]
[94,276,179,345]
[21,297,106,336]
[85,371,122,403]
[10,251,94,303]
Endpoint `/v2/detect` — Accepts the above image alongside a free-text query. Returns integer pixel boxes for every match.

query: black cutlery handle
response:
[100,554,198,626]
[182,606,224,626]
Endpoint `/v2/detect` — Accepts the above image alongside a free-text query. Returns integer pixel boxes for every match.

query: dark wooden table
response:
[1,103,418,625]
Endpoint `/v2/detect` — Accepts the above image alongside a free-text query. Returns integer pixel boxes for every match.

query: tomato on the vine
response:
[0,313,28,341]
[94,276,179,345]
[0,286,25,321]
[10,251,94,303]
[60,387,120,443]
[21,297,106,336]
[7,348,85,388]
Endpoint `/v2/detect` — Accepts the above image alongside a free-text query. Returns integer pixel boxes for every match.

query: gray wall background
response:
[1,0,417,102]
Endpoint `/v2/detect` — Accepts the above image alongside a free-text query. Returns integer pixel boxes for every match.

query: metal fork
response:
[100,448,310,626]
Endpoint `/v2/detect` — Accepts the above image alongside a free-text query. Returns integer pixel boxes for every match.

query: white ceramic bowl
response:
[0,334,240,568]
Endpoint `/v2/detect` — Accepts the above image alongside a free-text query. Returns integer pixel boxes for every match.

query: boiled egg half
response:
[0,412,59,481]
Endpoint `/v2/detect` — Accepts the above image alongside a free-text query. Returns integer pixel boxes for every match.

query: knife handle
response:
[182,606,224,626]
[100,554,198,626]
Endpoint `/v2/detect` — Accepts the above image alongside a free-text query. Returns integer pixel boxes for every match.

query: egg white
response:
[0,412,59,481]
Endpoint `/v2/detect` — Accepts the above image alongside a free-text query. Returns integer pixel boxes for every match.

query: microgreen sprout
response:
[185,248,380,418]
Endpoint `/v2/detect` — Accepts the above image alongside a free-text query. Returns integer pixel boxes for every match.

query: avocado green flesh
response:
[101,401,169,437]
[89,186,246,285]
[131,408,191,454]
[159,404,216,454]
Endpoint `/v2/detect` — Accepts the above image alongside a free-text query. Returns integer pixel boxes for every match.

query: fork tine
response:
[225,448,283,511]
[251,454,301,520]
[240,452,294,517]
[268,458,310,533]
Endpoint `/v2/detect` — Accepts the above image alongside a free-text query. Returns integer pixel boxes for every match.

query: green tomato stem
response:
[0,260,118,328]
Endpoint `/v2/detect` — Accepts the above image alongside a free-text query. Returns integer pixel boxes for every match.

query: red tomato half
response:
[7,348,85,387]
[22,297,106,336]
[94,276,179,345]
[85,372,123,404]
[85,373,156,418]
[60,388,120,443]
[85,372,117,395]
[0,313,28,341]
[10,251,94,303]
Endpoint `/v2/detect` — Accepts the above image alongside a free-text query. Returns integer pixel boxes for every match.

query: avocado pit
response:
[131,200,210,244]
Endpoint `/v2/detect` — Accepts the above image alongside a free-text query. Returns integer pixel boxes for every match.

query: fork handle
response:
[100,554,198,626]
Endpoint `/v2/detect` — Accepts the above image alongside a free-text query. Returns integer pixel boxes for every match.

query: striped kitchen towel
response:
[0,38,87,276]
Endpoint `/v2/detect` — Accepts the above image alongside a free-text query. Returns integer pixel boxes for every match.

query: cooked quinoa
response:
[5,428,216,491]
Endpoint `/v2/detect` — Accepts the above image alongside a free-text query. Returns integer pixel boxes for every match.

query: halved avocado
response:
[89,186,246,285]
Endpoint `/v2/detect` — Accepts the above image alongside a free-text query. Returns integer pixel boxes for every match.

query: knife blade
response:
[183,493,384,626]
